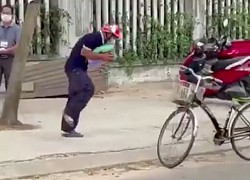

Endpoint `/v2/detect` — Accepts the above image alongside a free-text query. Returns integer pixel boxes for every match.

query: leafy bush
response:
[117,0,250,74]
[116,12,194,69]
[206,1,250,39]
[31,5,72,55]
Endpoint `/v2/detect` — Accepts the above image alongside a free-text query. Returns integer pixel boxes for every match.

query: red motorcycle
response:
[188,37,250,60]
[188,19,250,60]
[218,39,250,59]
[180,36,250,100]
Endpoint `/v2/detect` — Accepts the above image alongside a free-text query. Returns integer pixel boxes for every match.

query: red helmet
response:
[101,24,122,40]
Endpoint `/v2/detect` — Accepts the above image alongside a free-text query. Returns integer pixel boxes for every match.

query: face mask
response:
[1,14,12,22]
[105,33,115,42]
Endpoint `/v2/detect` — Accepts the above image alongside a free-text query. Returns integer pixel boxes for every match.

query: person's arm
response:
[81,45,105,60]
[80,38,112,61]
[6,25,21,55]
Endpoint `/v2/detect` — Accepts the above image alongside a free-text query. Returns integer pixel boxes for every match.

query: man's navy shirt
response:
[65,31,104,72]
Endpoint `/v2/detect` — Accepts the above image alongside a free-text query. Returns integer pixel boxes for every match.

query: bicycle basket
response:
[171,77,205,105]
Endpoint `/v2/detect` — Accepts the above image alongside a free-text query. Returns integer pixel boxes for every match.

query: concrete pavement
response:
[116,151,250,180]
[23,150,250,180]
[0,82,245,179]
[136,163,250,180]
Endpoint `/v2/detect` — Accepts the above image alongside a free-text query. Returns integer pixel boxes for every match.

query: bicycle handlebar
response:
[180,65,223,84]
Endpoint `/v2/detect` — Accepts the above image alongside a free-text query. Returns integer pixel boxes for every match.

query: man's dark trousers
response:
[0,57,13,90]
[61,68,95,132]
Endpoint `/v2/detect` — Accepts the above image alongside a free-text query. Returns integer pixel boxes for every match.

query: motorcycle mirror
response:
[223,19,229,27]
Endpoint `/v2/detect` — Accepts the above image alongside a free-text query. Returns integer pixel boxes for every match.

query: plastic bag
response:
[89,44,115,69]
[93,44,114,53]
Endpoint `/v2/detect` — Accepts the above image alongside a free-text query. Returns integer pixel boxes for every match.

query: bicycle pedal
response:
[213,138,225,146]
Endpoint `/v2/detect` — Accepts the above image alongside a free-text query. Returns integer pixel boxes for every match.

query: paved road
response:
[31,150,250,180]
[119,163,250,180]
[119,150,250,180]
[2,82,250,179]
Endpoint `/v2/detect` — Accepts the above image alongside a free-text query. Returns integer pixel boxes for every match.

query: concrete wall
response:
[0,64,180,96]
[107,65,180,86]
[0,62,40,93]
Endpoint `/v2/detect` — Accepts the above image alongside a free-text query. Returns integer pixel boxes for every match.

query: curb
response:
[0,139,235,180]
[0,147,157,180]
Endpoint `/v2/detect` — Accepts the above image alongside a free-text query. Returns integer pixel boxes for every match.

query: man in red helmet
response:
[62,24,122,138]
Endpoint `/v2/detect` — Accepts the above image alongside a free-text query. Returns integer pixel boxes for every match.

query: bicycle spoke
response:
[238,114,250,127]
[172,112,187,138]
[230,102,250,161]
[179,116,192,140]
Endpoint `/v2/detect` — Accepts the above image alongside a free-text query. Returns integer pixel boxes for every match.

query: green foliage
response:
[116,12,194,69]
[31,5,72,55]
[116,0,250,77]
[206,1,250,39]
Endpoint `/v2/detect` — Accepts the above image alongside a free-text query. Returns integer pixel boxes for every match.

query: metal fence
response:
[92,0,193,57]
[205,0,250,39]
[3,0,250,58]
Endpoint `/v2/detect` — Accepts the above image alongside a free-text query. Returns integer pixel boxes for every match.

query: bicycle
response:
[157,65,250,169]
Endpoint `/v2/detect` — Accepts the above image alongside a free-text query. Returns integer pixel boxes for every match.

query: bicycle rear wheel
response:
[230,102,250,161]
[157,107,196,168]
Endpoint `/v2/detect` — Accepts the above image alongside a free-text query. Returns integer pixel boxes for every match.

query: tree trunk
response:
[0,0,41,126]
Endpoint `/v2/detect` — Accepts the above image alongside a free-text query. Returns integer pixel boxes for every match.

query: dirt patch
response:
[84,160,160,176]
[22,160,160,180]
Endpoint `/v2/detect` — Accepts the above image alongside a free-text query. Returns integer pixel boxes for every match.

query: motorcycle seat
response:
[211,57,245,72]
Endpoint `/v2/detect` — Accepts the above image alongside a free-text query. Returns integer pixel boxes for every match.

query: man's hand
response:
[100,53,113,61]
[0,48,7,54]
[0,48,13,54]
[81,48,113,62]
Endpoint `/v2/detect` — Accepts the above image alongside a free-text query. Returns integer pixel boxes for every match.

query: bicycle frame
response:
[179,66,249,140]
[158,66,250,169]
[192,97,247,140]
[196,99,235,132]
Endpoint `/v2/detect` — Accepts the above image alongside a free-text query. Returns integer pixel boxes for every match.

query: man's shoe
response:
[62,130,84,138]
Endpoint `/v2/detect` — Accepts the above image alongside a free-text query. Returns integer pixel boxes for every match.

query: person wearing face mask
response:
[0,5,21,90]
[61,24,121,138]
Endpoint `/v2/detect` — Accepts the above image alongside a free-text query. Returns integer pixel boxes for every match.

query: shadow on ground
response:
[0,123,40,131]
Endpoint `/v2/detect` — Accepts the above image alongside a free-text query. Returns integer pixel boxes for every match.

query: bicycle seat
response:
[211,57,244,72]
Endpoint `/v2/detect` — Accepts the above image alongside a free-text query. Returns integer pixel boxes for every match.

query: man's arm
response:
[81,45,104,60]
[80,38,112,61]
[6,25,21,55]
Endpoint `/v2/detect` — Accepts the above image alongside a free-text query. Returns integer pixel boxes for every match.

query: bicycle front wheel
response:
[230,103,250,161]
[157,107,196,168]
